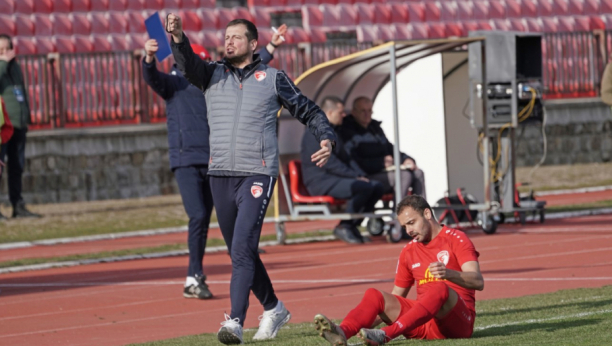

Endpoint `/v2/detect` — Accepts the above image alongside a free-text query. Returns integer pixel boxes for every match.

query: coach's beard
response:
[226,52,250,66]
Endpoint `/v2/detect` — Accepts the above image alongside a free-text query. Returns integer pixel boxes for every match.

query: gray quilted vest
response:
[205,62,281,177]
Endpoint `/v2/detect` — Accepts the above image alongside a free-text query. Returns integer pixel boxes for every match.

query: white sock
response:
[185,276,199,287]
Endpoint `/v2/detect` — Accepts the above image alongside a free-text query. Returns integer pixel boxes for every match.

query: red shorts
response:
[394,294,475,340]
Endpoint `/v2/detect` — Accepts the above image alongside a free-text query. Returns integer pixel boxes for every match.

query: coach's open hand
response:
[312,139,332,167]
[429,262,447,279]
[166,13,183,43]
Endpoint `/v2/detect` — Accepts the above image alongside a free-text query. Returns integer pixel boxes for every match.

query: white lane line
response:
[474,309,612,331]
[480,246,612,264]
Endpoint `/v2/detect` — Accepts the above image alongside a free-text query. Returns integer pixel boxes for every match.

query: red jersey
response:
[394,226,480,311]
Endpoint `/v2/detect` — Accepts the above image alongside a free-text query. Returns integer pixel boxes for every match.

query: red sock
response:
[382,282,449,339]
[340,288,386,339]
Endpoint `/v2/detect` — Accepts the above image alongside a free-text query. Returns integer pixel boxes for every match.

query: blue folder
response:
[144,12,172,61]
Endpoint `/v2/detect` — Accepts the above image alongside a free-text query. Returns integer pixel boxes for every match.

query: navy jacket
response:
[301,126,366,196]
[340,115,413,176]
[142,49,273,170]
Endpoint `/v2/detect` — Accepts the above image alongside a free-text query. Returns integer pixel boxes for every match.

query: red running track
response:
[1,214,611,346]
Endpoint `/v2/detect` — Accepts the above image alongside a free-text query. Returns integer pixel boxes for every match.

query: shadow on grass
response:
[473,318,603,338]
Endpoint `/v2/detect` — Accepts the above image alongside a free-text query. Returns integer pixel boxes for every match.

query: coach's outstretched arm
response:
[430,261,485,291]
[167,13,215,91]
[276,71,336,166]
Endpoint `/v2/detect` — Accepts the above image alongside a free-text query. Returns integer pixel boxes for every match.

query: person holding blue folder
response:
[141,25,286,301]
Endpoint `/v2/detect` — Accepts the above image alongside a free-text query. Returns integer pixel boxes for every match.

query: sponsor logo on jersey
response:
[255,71,266,81]
[418,268,446,286]
[412,263,420,269]
[437,250,449,265]
[251,185,263,198]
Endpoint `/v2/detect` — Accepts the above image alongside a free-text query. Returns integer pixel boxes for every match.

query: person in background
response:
[0,34,40,219]
[142,27,286,299]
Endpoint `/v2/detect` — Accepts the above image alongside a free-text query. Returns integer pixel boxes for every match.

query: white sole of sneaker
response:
[253,312,292,340]
[217,327,243,345]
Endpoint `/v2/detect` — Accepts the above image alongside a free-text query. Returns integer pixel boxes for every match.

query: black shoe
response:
[183,274,213,299]
[333,225,363,244]
[349,225,369,243]
[12,201,42,218]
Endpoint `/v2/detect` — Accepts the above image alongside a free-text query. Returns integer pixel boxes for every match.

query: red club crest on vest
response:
[254,71,266,81]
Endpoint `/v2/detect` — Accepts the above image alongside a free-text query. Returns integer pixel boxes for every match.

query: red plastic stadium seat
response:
[74,35,94,52]
[14,37,36,54]
[15,14,35,36]
[356,25,377,42]
[603,0,612,13]
[584,0,600,15]
[373,4,391,24]
[521,0,537,17]
[538,0,553,17]
[249,0,270,7]
[251,7,271,27]
[307,27,327,43]
[109,12,129,34]
[490,19,510,31]
[473,1,488,20]
[441,1,457,21]
[202,30,223,47]
[233,7,254,22]
[257,29,273,45]
[355,4,374,25]
[302,5,323,30]
[321,4,340,27]
[568,0,584,14]
[288,160,346,206]
[73,13,92,35]
[198,9,220,31]
[490,0,505,19]
[130,33,146,50]
[541,17,558,32]
[0,0,15,14]
[15,0,34,14]
[0,15,15,36]
[91,13,109,34]
[33,14,53,36]
[127,0,144,10]
[54,36,75,53]
[337,4,358,27]
[505,0,521,18]
[92,34,112,52]
[552,0,569,15]
[33,0,53,13]
[35,37,55,54]
[409,23,429,39]
[181,0,201,9]
[216,8,235,27]
[179,10,202,31]
[378,24,395,41]
[127,11,146,33]
[394,24,412,40]
[200,0,215,8]
[589,15,605,30]
[110,34,130,51]
[92,0,109,11]
[525,18,542,32]
[52,13,71,35]
[408,3,425,22]
[389,4,408,24]
[425,2,440,22]
[457,1,474,20]
[268,0,287,8]
[429,23,446,38]
[73,0,91,11]
[446,22,464,37]
[109,0,127,11]
[285,26,310,43]
[508,18,526,31]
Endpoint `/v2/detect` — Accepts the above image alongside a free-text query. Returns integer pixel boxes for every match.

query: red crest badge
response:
[437,250,449,265]
[254,71,267,82]
[251,185,263,198]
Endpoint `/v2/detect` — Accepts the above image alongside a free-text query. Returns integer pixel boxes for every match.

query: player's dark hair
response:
[227,19,258,42]
[0,34,13,49]
[396,195,433,217]
[321,95,343,112]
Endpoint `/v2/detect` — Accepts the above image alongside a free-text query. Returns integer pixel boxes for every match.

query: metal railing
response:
[16,32,610,129]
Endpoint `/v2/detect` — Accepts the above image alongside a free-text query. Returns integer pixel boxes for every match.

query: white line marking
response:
[474,309,612,331]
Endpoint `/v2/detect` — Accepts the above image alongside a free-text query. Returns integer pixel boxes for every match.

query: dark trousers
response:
[326,178,385,227]
[174,165,214,278]
[369,168,427,199]
[209,175,278,325]
[0,127,27,206]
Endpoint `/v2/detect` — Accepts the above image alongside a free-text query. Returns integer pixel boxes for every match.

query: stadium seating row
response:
[0,0,215,13]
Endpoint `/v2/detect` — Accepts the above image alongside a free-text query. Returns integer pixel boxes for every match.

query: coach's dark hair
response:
[396,195,433,217]
[226,19,258,42]
[0,34,13,49]
[321,96,343,112]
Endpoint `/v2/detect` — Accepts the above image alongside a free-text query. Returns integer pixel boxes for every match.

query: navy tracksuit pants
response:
[209,175,278,326]
[174,165,214,278]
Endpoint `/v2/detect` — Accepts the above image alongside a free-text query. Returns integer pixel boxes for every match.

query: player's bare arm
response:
[429,261,484,291]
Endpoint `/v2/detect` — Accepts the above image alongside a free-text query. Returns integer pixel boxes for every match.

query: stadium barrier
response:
[16,32,610,129]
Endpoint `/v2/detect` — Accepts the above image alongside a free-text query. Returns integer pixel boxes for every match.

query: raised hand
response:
[166,13,183,43]
[271,24,287,47]
[144,39,158,63]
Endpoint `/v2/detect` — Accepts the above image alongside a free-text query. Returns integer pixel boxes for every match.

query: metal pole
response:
[390,44,402,207]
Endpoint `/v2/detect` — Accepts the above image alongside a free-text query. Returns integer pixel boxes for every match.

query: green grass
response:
[547,199,612,213]
[129,286,612,346]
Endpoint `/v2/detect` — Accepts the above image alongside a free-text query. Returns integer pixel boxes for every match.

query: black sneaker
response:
[333,225,363,244]
[12,201,42,218]
[183,275,213,299]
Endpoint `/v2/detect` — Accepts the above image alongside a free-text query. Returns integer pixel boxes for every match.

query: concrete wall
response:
[1,98,610,204]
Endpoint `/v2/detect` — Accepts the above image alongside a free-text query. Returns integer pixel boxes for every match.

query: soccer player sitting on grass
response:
[314,195,484,345]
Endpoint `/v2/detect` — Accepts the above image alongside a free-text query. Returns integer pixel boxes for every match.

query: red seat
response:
[0,15,15,36]
[73,0,91,12]
[408,3,425,22]
[355,4,374,25]
[251,7,271,28]
[15,14,35,36]
[233,6,254,22]
[109,12,129,34]
[490,19,511,31]
[356,25,377,42]
[307,27,327,43]
[130,33,146,50]
[33,0,52,13]
[127,0,144,10]
[202,30,223,47]
[110,34,130,51]
[180,10,202,31]
[286,26,310,43]
[508,18,526,31]
[337,4,358,27]
[257,29,273,46]
[216,8,234,27]
[429,23,446,38]
[603,0,612,13]
[408,23,430,39]
[589,15,605,30]
[181,0,200,9]
[441,1,457,21]
[128,11,146,33]
[91,12,110,34]
[35,37,55,54]
[34,14,53,36]
[541,17,558,32]
[389,3,408,24]
[92,0,109,11]
[457,1,474,20]
[288,160,345,205]
[373,4,391,24]
[505,0,521,18]
[553,0,570,15]
[73,35,94,52]
[446,22,464,37]
[198,9,219,31]
[393,24,412,40]
[15,0,34,14]
[73,13,92,35]
[473,1,488,20]
[490,0,505,19]
[321,4,341,28]
[538,0,553,17]
[568,0,584,14]
[249,0,270,7]
[525,18,542,32]
[268,0,288,8]
[92,34,112,52]
[52,13,71,35]
[14,37,36,54]
[109,0,127,11]
[302,5,323,30]
[584,0,600,15]
[54,36,75,53]
[200,0,215,8]
[378,24,395,41]
[425,2,440,22]
[0,0,15,14]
